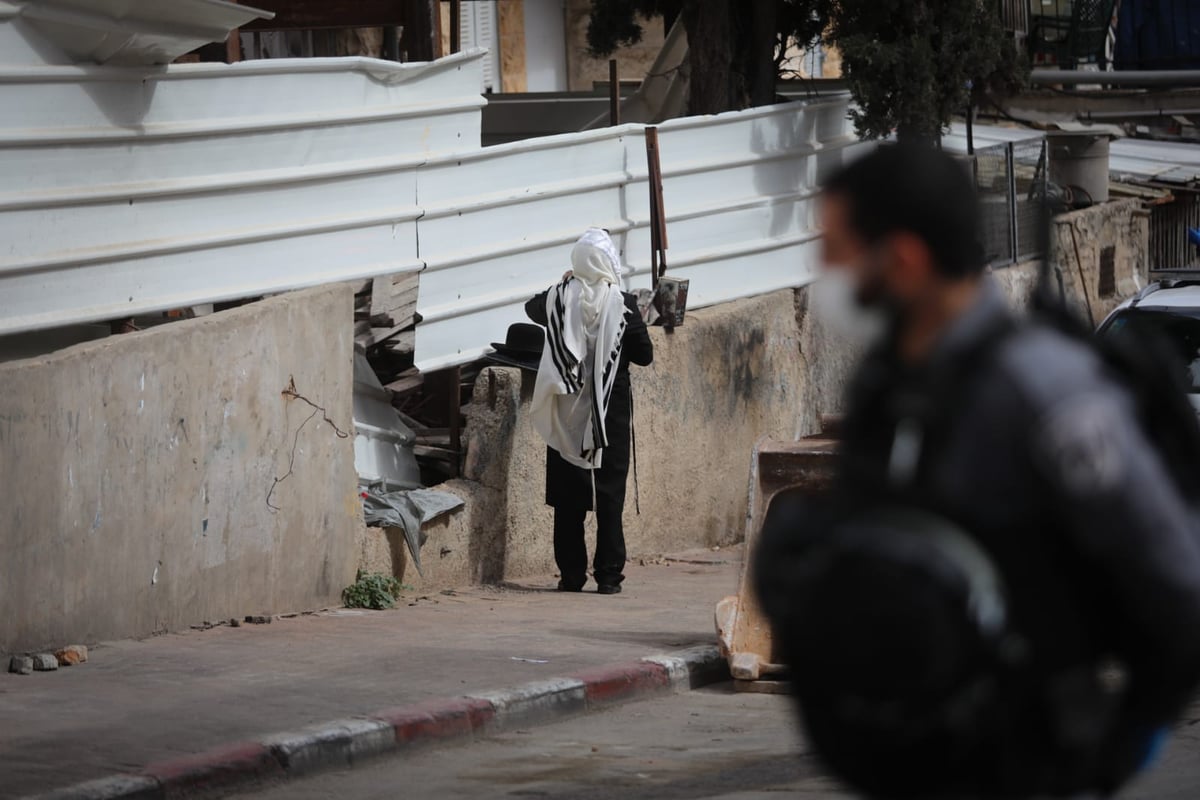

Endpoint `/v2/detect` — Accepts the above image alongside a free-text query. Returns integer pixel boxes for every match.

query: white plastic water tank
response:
[1048,132,1112,204]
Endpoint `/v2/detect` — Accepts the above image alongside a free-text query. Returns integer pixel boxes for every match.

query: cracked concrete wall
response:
[0,285,360,655]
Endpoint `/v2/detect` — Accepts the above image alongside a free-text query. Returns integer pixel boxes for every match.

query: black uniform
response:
[525,290,654,587]
[829,280,1200,793]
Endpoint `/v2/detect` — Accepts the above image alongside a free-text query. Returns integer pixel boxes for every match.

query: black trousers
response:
[553,499,626,588]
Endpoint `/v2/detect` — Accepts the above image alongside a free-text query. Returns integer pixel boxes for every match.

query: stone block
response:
[56,644,88,666]
[32,653,58,671]
[9,655,33,675]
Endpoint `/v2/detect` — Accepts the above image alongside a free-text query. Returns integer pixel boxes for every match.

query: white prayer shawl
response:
[532,232,628,469]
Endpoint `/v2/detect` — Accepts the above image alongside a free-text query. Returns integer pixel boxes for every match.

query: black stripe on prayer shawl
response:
[547,280,580,394]
[600,318,627,408]
[553,279,581,393]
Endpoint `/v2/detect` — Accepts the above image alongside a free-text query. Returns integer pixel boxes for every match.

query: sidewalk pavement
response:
[1,548,740,799]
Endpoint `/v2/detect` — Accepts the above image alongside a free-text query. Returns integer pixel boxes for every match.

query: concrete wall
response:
[0,286,360,656]
[994,198,1149,324]
[361,288,856,591]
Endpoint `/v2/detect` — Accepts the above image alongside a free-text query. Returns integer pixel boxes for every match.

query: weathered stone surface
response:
[56,645,88,666]
[996,198,1146,324]
[0,285,360,656]
[9,655,33,675]
[32,653,58,671]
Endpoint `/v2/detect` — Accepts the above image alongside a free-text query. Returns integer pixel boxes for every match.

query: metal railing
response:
[1150,189,1200,269]
[974,137,1049,266]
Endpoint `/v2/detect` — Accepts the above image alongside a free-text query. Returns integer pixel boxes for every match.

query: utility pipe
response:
[1030,69,1200,87]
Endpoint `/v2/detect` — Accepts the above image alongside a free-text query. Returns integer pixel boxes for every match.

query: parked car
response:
[1098,256,1200,414]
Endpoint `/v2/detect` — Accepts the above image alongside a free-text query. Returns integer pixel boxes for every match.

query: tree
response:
[586,0,1023,145]
[832,0,1021,144]
[587,0,827,115]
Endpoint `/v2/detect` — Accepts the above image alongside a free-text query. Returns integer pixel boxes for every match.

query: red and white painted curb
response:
[26,645,728,800]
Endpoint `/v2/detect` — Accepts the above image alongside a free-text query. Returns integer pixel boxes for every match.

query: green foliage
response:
[588,0,827,75]
[342,570,409,610]
[832,0,1026,144]
[777,0,832,58]
[587,0,682,57]
[585,0,1027,139]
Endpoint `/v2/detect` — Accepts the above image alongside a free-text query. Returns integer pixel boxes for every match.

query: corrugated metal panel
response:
[1,38,854,362]
[948,122,1200,187]
[0,46,485,336]
[0,53,487,193]
[8,0,271,66]
[412,98,857,372]
[414,127,634,368]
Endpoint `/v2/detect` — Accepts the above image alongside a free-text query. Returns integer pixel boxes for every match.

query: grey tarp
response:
[362,486,464,576]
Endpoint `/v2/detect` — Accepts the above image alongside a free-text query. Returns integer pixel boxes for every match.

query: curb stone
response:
[467,677,588,726]
[642,643,729,689]
[30,775,161,800]
[22,644,729,800]
[371,696,497,745]
[262,718,396,777]
[570,660,673,705]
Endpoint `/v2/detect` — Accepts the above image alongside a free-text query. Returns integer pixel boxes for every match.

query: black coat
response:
[525,290,653,511]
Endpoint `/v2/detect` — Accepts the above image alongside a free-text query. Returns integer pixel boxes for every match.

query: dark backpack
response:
[1039,281,1200,508]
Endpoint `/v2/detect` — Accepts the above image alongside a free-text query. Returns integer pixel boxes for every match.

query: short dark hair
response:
[824,144,985,278]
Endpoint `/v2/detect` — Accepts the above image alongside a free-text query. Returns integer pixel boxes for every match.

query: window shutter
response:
[460,0,501,92]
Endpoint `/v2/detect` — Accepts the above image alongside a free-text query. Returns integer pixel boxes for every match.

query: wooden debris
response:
[384,369,424,396]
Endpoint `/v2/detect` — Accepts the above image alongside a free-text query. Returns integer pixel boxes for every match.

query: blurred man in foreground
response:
[755,144,1200,798]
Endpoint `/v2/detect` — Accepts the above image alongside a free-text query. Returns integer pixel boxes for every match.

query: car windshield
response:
[1102,308,1200,393]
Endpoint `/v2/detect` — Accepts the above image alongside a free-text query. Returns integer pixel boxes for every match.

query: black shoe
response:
[557,579,585,592]
[596,584,622,595]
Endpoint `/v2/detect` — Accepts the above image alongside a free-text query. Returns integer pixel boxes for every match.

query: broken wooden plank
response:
[392,272,420,291]
[381,333,416,356]
[357,325,416,352]
[369,275,394,320]
[370,269,419,318]
[384,371,424,396]
[380,299,418,327]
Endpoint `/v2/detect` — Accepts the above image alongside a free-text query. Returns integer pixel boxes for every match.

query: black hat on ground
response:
[487,323,544,372]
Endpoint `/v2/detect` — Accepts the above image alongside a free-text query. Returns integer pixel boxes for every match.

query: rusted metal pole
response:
[609,59,620,126]
[224,0,242,63]
[449,0,461,54]
[645,127,668,286]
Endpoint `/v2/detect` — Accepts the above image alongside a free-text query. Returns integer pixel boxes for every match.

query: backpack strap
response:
[901,312,1021,491]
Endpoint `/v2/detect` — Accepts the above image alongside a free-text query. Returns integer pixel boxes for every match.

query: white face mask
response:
[808,266,889,346]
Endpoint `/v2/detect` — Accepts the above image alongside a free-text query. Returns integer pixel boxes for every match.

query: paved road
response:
[246,686,1200,800]
[1,552,737,796]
